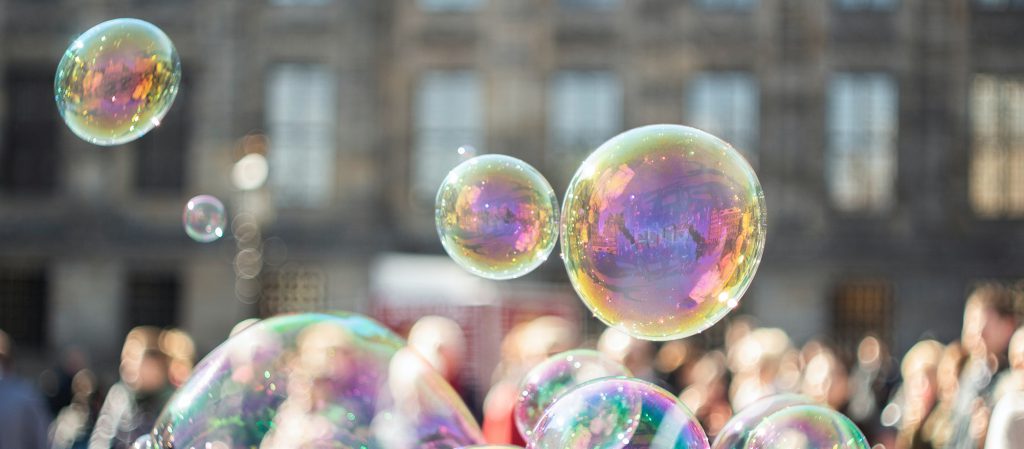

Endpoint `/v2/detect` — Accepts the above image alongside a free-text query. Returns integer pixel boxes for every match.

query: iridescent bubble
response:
[436,154,559,280]
[460,446,525,449]
[146,312,485,449]
[561,124,766,340]
[529,377,709,449]
[182,195,226,243]
[712,394,814,449]
[55,18,181,146]
[744,405,870,449]
[514,349,631,440]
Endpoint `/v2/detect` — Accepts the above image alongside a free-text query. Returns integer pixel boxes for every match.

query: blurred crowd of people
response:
[0,282,1023,449]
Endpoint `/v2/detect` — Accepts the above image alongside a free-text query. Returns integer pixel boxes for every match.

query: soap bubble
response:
[529,377,709,449]
[145,312,485,449]
[436,154,559,280]
[182,195,226,243]
[712,394,813,449]
[55,18,181,146]
[460,446,524,449]
[514,349,631,439]
[560,124,766,340]
[744,405,869,449]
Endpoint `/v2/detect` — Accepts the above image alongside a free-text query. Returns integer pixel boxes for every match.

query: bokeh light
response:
[436,154,559,280]
[561,124,766,340]
[146,312,485,449]
[744,404,869,449]
[514,349,631,439]
[182,195,226,243]
[529,377,709,449]
[712,394,813,449]
[55,18,180,146]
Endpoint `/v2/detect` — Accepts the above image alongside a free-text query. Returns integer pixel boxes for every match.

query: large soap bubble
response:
[146,313,485,449]
[436,154,559,280]
[514,349,631,440]
[561,124,766,340]
[55,18,181,146]
[744,404,869,449]
[529,377,709,449]
[712,394,813,449]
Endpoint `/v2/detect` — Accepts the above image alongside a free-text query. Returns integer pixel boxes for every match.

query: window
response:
[418,0,483,11]
[686,71,759,164]
[266,64,337,207]
[832,279,892,359]
[548,70,621,183]
[974,0,1024,10]
[413,70,482,203]
[259,263,326,318]
[696,0,757,9]
[125,270,180,333]
[0,266,48,349]
[970,75,1024,218]
[1,68,59,194]
[826,72,898,213]
[135,72,188,195]
[834,0,897,10]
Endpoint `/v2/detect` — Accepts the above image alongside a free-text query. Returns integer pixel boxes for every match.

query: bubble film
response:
[55,18,181,145]
[561,124,766,340]
[744,405,869,449]
[182,195,226,243]
[712,394,813,449]
[147,313,485,449]
[436,154,559,280]
[529,377,709,449]
[514,349,631,439]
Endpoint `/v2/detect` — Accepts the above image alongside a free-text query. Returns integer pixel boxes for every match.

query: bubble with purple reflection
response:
[144,312,485,449]
[712,394,814,449]
[744,404,870,449]
[529,377,709,449]
[435,154,559,280]
[514,349,631,440]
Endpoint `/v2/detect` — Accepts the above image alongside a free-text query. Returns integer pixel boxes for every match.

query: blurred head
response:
[135,349,170,393]
[857,335,884,369]
[801,346,849,409]
[160,328,196,387]
[408,315,466,382]
[120,326,161,383]
[1009,327,1024,372]
[598,327,655,376]
[0,329,10,373]
[901,340,943,407]
[936,342,965,402]
[962,283,1019,357]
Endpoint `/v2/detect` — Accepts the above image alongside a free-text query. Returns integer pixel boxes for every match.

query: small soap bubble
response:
[182,195,226,243]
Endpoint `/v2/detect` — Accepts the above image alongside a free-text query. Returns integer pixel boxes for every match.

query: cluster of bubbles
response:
[435,154,559,280]
[712,394,870,449]
[135,312,484,449]
[436,125,766,341]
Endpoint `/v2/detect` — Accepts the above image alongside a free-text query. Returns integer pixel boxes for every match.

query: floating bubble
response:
[561,124,766,340]
[514,349,631,439]
[529,377,709,449]
[712,394,813,449]
[146,312,485,449]
[182,195,226,243]
[436,154,559,280]
[55,18,181,146]
[744,405,869,449]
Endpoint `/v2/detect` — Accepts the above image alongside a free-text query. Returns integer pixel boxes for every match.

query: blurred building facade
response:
[0,0,1023,387]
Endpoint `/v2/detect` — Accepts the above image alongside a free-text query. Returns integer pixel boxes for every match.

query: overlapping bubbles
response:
[514,349,631,440]
[435,154,559,280]
[137,312,484,449]
[561,124,767,341]
[55,18,181,145]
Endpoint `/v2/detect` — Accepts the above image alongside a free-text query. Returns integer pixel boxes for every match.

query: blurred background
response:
[1,0,1024,447]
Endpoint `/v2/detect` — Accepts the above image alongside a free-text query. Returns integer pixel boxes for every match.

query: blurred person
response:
[50,369,101,449]
[655,339,704,392]
[597,327,658,384]
[0,329,51,449]
[158,328,195,388]
[918,342,967,449]
[407,315,479,419]
[800,344,850,411]
[985,327,1024,449]
[945,283,1020,449]
[678,351,732,438]
[89,327,174,449]
[882,339,943,449]
[39,346,88,416]
[728,327,794,409]
[849,335,899,442]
